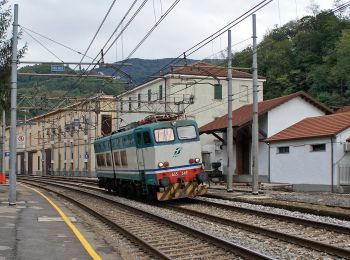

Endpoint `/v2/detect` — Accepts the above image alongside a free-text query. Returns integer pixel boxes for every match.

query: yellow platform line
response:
[21,183,102,260]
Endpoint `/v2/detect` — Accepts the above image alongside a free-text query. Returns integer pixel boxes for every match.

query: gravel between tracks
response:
[196,196,350,228]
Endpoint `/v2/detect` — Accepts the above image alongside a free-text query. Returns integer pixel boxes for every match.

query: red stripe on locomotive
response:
[156,167,203,184]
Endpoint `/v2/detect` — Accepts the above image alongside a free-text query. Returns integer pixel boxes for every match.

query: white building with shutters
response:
[117,62,265,163]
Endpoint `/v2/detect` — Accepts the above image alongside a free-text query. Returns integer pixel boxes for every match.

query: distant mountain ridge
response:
[96,58,199,85]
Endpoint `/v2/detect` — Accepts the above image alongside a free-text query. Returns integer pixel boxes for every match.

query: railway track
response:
[19,177,272,260]
[19,176,350,259]
[165,200,350,259]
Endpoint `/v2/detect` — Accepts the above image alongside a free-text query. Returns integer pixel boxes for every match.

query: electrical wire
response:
[140,0,273,87]
[77,0,118,68]
[58,0,145,97]
[19,25,94,60]
[22,29,64,63]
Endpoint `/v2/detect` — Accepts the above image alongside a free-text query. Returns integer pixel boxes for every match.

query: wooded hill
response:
[233,11,350,107]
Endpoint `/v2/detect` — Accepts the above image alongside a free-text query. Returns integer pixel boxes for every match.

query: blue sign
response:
[4,152,10,157]
[51,65,65,72]
[84,153,89,159]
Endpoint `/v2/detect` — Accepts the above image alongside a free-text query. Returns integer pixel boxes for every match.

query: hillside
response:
[233,11,350,107]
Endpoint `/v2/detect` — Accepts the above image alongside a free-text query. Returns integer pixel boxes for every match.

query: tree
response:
[0,0,26,110]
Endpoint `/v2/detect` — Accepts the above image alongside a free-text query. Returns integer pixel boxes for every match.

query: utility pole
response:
[63,112,67,176]
[84,116,88,176]
[41,121,45,176]
[69,120,73,176]
[251,14,259,195]
[75,118,80,176]
[9,4,18,205]
[0,111,4,175]
[23,110,27,175]
[50,125,54,175]
[226,29,234,192]
[88,102,92,177]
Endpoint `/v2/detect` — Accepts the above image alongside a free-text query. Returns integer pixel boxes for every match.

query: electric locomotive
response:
[94,115,209,201]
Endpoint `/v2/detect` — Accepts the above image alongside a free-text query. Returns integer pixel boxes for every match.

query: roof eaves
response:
[265,134,335,143]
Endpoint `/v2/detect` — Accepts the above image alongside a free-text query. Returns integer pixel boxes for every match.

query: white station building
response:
[266,112,350,193]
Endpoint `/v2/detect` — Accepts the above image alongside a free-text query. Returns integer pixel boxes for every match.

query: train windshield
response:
[177,125,197,140]
[154,128,175,142]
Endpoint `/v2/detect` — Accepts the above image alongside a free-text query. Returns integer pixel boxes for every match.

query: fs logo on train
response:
[173,147,183,157]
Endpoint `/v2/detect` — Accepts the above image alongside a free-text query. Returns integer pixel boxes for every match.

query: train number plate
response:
[171,171,187,177]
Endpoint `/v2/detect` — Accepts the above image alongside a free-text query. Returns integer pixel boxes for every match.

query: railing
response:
[339,165,350,185]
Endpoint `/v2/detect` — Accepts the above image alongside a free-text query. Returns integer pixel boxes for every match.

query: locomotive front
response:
[140,120,209,200]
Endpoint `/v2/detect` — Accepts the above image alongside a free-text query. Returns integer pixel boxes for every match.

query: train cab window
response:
[120,150,128,166]
[106,153,112,166]
[114,152,120,166]
[177,125,197,140]
[143,132,151,144]
[154,128,175,142]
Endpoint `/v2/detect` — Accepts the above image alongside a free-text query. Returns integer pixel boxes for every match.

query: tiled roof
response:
[172,62,265,79]
[200,91,333,133]
[265,112,350,142]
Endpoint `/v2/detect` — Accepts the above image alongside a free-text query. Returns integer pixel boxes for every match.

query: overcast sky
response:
[5,0,337,66]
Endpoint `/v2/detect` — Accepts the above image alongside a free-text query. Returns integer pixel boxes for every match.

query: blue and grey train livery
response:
[94,119,209,201]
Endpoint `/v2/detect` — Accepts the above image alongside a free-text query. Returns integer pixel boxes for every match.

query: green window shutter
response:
[214,84,222,100]
[148,89,151,103]
[159,85,163,100]
[138,93,141,108]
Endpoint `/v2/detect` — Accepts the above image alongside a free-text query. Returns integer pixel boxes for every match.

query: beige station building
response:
[2,63,264,176]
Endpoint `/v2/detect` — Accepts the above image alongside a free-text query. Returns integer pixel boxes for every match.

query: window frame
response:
[311,143,326,152]
[105,153,112,167]
[148,89,152,103]
[239,85,249,102]
[176,125,198,140]
[113,151,120,166]
[120,150,128,166]
[214,84,222,100]
[159,85,163,100]
[277,146,289,154]
[138,93,141,108]
[154,128,175,143]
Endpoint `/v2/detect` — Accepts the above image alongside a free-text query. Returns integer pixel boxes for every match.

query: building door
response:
[18,153,24,175]
[45,149,51,175]
[28,152,33,175]
[101,115,112,136]
[242,138,250,175]
[202,152,211,171]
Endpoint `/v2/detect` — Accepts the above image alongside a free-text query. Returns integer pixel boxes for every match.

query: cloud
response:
[7,0,334,64]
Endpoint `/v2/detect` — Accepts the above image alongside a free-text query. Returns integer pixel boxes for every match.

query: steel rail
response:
[194,198,350,235]
[20,178,273,260]
[166,204,350,259]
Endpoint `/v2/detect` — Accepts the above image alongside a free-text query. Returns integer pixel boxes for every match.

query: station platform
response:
[0,183,117,260]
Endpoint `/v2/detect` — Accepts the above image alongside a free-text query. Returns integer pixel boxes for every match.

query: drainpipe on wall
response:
[331,137,334,193]
[268,143,271,183]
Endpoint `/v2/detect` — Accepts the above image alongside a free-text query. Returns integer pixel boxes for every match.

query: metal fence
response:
[339,165,350,185]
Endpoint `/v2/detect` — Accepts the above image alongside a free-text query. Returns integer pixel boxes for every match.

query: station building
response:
[117,62,265,167]
[200,91,334,182]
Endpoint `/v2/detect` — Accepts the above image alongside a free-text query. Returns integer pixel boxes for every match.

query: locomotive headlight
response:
[195,158,201,163]
[163,161,169,167]
[158,162,164,168]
